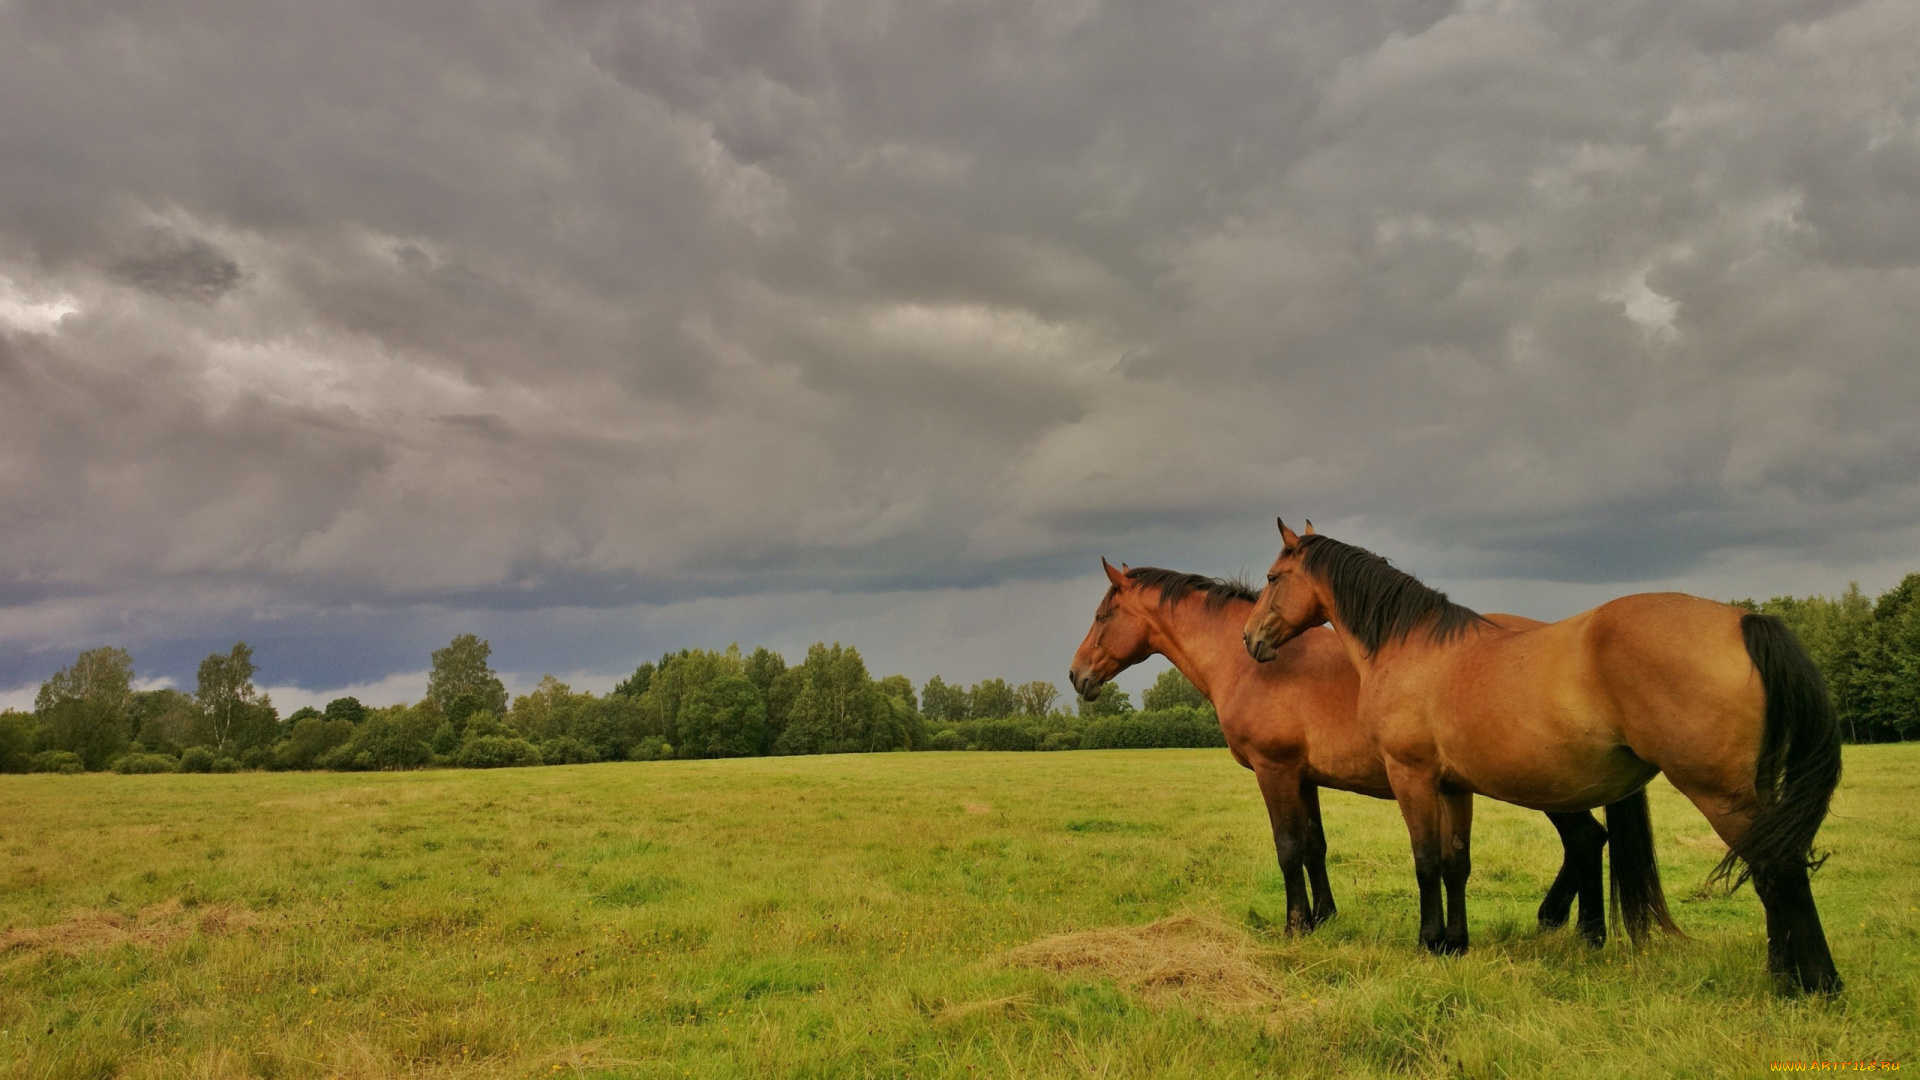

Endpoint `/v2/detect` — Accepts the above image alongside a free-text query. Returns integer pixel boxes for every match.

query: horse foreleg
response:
[1438,790,1473,955]
[1301,781,1337,927]
[1387,765,1449,955]
[1540,810,1608,947]
[1254,762,1314,935]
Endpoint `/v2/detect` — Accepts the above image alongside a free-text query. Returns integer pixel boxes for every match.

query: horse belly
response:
[1425,639,1653,811]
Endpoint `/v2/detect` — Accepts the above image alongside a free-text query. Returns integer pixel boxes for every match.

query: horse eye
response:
[1266,573,1278,584]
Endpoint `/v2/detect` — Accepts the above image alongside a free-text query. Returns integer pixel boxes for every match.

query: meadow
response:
[2,746,1916,1079]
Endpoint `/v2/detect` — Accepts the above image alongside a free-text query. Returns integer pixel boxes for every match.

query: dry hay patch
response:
[1005,913,1282,1009]
[1,898,254,957]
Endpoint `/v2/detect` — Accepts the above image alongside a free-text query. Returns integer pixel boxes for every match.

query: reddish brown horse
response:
[1069,558,1656,944]
[1243,521,1842,994]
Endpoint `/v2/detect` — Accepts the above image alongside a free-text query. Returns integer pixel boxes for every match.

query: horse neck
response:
[1139,596,1253,703]
[1311,576,1382,677]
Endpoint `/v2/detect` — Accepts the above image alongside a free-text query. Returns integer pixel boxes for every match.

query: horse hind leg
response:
[1752,865,1841,996]
[1678,788,1841,996]
[1438,790,1473,955]
[1540,810,1608,947]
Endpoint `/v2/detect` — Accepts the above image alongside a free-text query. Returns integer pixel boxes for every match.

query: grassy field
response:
[2,746,1916,1079]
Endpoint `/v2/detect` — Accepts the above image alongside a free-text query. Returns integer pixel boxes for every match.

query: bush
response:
[276,717,355,770]
[112,753,178,774]
[629,736,673,761]
[1082,707,1225,750]
[30,750,85,774]
[1041,731,1081,752]
[539,736,600,765]
[454,735,541,769]
[211,755,240,773]
[971,719,1039,752]
[928,729,963,751]
[337,705,437,770]
[178,746,216,773]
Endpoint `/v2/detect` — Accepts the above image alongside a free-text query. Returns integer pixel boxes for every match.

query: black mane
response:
[1296,535,1486,655]
[1124,566,1259,612]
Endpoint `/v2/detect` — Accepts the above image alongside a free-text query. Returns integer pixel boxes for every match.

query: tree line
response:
[1735,571,1920,743]
[0,634,1222,774]
[6,570,1913,776]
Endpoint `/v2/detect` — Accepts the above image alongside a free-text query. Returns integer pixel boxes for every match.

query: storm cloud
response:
[2,0,1917,700]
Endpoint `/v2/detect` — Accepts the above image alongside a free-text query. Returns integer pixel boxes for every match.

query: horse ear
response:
[1303,519,1316,535]
[1101,558,1128,588]
[1278,519,1302,550]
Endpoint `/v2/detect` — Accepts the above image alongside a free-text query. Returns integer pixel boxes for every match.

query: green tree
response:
[509,675,585,741]
[196,643,278,753]
[877,674,918,713]
[324,696,367,725]
[678,675,768,758]
[969,678,1017,719]
[36,646,135,770]
[1853,574,1920,742]
[612,661,656,699]
[774,643,904,755]
[1078,682,1134,720]
[426,633,509,732]
[130,687,203,753]
[1142,668,1208,711]
[0,710,38,773]
[1012,680,1059,717]
[275,715,354,770]
[920,676,969,722]
[636,646,752,755]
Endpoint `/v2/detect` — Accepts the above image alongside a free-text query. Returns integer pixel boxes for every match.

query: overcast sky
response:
[3,0,1918,710]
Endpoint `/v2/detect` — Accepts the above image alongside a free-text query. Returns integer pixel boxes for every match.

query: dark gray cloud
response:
[2,0,1917,697]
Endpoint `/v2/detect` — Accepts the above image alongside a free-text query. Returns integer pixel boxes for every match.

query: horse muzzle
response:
[1243,624,1283,664]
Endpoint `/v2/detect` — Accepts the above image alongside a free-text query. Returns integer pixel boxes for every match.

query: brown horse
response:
[1242,521,1842,994]
[1068,558,1645,944]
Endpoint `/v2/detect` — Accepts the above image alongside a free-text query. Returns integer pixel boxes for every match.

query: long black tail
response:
[1710,613,1843,889]
[1606,787,1680,945]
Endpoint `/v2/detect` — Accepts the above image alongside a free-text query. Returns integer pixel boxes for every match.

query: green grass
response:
[2,746,1917,1079]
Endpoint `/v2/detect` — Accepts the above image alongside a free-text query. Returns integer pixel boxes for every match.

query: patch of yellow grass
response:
[1,897,253,956]
[1005,913,1280,1008]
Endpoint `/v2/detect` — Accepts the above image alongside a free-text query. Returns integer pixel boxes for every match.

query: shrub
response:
[629,736,673,761]
[30,750,85,774]
[211,755,240,773]
[112,753,178,774]
[539,736,600,765]
[928,729,963,751]
[275,717,355,770]
[1041,731,1081,752]
[971,719,1039,752]
[1081,707,1226,750]
[178,746,216,773]
[338,705,437,770]
[454,735,541,769]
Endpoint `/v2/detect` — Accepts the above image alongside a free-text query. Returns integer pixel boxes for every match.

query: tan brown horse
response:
[1069,558,1650,944]
[1242,521,1842,994]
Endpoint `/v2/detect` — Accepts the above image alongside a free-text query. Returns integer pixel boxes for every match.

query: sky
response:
[3,0,1918,711]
